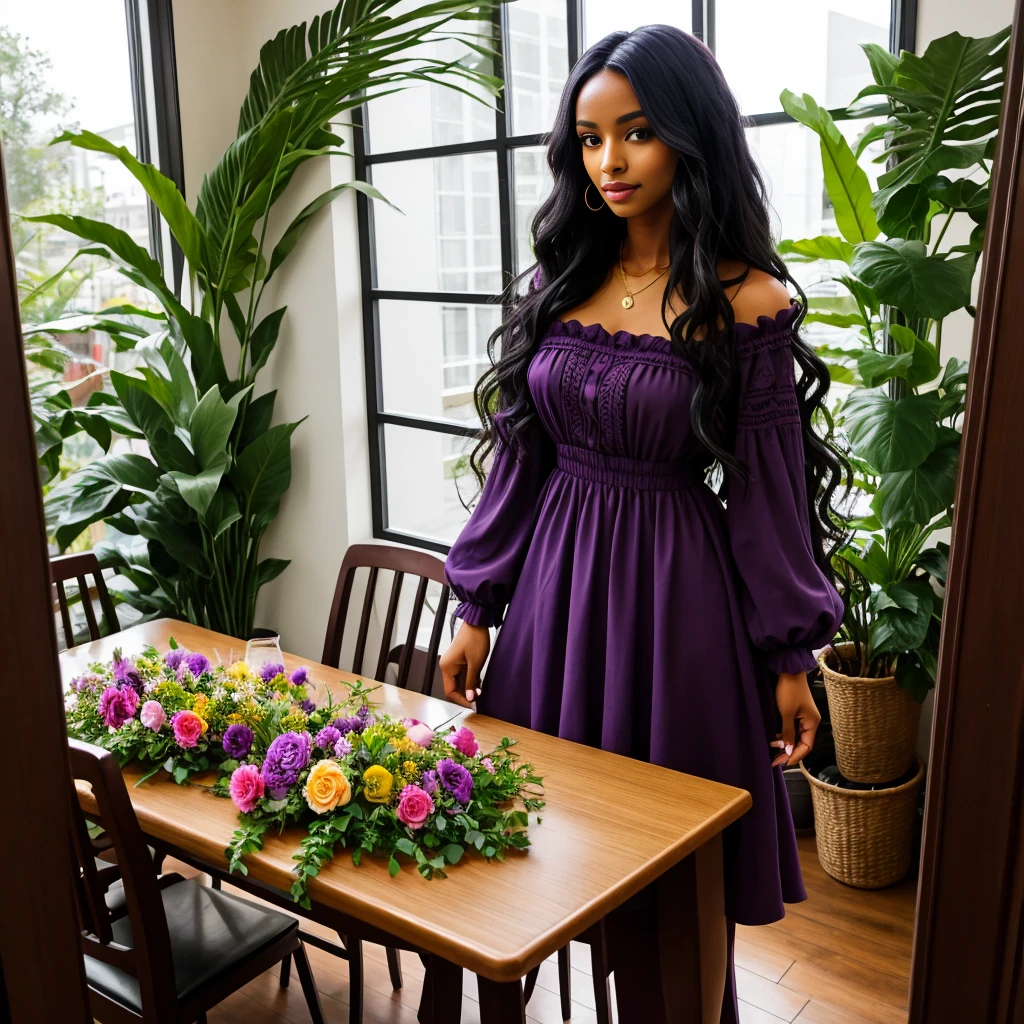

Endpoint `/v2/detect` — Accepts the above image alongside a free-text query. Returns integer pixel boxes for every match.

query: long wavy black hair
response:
[470,24,851,572]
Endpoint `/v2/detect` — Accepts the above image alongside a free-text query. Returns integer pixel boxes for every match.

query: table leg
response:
[417,953,464,1024]
[478,976,526,1023]
[607,833,727,1024]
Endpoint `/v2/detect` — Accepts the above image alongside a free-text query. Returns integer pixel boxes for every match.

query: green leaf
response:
[388,854,401,877]
[190,385,238,471]
[850,240,976,320]
[778,235,856,264]
[204,489,242,538]
[50,130,207,273]
[248,307,287,378]
[110,371,174,440]
[888,324,941,388]
[872,433,961,527]
[842,389,940,473]
[266,180,401,282]
[240,391,277,446]
[856,350,914,388]
[168,453,230,518]
[230,419,303,515]
[255,557,290,589]
[779,90,879,243]
[441,843,464,864]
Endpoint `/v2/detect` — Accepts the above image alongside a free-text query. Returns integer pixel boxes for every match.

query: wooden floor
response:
[171,835,914,1024]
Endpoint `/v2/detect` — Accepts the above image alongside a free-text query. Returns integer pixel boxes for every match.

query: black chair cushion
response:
[85,879,297,1013]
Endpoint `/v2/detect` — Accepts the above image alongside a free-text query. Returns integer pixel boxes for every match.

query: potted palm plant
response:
[781,26,1009,886]
[24,0,502,639]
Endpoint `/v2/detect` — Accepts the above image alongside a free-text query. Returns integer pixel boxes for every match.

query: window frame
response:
[124,0,187,293]
[355,0,916,554]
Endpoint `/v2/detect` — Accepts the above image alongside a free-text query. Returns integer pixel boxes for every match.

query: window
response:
[357,0,915,552]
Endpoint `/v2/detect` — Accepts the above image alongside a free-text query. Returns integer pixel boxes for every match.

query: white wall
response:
[172,0,372,660]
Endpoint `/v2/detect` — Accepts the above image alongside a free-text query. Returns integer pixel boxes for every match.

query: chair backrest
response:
[51,552,120,648]
[68,738,177,1021]
[321,543,450,694]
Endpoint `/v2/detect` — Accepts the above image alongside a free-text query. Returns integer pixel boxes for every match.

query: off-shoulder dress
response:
[444,295,844,927]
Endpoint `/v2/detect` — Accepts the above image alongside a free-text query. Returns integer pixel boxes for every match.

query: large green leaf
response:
[111,371,175,440]
[190,386,239,471]
[850,240,976,320]
[168,452,231,518]
[777,235,856,264]
[842,389,941,473]
[266,179,401,281]
[49,130,208,273]
[247,307,287,379]
[230,419,304,515]
[870,578,935,654]
[848,28,1011,223]
[872,429,961,527]
[857,350,914,388]
[23,215,181,314]
[780,90,879,244]
[888,323,941,387]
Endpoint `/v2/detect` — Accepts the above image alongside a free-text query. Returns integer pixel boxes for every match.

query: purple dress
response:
[443,299,844,926]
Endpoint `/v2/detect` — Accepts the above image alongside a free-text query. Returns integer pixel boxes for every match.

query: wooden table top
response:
[61,619,751,982]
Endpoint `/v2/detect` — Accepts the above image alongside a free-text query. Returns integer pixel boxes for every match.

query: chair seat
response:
[85,879,297,1013]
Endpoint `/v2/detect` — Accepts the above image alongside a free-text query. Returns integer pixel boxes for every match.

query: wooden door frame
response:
[910,1,1024,1019]
[0,144,92,1018]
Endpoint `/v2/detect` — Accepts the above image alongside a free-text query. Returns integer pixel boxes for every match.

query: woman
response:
[439,24,848,1023]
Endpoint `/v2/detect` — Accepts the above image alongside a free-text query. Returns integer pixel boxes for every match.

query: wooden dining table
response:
[62,618,752,1024]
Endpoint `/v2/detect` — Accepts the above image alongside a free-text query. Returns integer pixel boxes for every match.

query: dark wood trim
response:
[909,2,1024,1019]
[0,140,92,1021]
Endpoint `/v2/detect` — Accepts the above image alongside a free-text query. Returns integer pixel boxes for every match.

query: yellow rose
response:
[304,760,352,815]
[362,765,394,804]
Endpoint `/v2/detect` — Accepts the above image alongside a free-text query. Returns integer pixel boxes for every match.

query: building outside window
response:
[357,0,905,552]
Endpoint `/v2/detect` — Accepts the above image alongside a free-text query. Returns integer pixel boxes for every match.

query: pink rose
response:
[447,726,479,757]
[140,700,166,732]
[98,684,139,729]
[395,784,434,830]
[481,757,495,774]
[406,722,435,748]
[171,710,204,748]
[229,763,265,813]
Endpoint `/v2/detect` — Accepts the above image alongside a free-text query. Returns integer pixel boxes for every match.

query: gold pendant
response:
[621,295,634,309]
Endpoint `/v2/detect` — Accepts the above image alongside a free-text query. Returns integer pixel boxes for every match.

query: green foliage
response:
[22,0,502,637]
[783,28,1010,696]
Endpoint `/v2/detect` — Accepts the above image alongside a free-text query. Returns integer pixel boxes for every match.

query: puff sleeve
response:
[724,312,845,675]
[443,418,556,627]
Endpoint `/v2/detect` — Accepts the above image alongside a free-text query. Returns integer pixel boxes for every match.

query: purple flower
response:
[334,737,352,758]
[421,769,439,795]
[260,662,286,683]
[298,698,316,714]
[290,666,308,686]
[164,648,187,671]
[182,652,211,678]
[261,731,312,796]
[222,724,254,760]
[332,715,365,735]
[357,704,371,719]
[315,726,341,751]
[436,758,473,804]
[98,685,139,729]
[113,657,144,694]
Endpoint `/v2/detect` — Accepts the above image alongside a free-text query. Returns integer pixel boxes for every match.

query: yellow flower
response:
[304,760,352,814]
[362,765,394,804]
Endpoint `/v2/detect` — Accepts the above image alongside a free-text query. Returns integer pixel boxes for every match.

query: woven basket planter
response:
[818,642,922,783]
[800,755,924,889]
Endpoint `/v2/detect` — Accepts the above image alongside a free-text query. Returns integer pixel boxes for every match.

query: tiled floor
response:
[177,834,915,1024]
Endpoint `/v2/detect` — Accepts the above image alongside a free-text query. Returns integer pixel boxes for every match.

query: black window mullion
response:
[567,0,581,67]
[353,101,388,538]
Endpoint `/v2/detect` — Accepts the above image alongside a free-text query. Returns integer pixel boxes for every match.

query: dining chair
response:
[51,551,120,649]
[68,737,326,1024]
[321,542,451,696]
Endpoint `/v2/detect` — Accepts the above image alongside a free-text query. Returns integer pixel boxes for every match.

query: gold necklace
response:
[618,246,670,309]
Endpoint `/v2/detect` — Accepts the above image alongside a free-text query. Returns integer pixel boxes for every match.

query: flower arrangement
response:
[64,644,544,901]
[221,681,544,906]
[64,640,312,786]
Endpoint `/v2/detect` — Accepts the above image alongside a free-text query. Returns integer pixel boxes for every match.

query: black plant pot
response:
[784,767,815,833]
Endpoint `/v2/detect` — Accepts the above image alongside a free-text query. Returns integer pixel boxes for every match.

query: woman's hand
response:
[771,672,821,768]
[439,622,491,708]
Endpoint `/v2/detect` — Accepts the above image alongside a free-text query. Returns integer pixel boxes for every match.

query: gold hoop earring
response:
[584,182,604,211]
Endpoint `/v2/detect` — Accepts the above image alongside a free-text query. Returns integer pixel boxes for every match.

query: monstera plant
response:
[28,0,501,637]
[780,26,1009,700]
